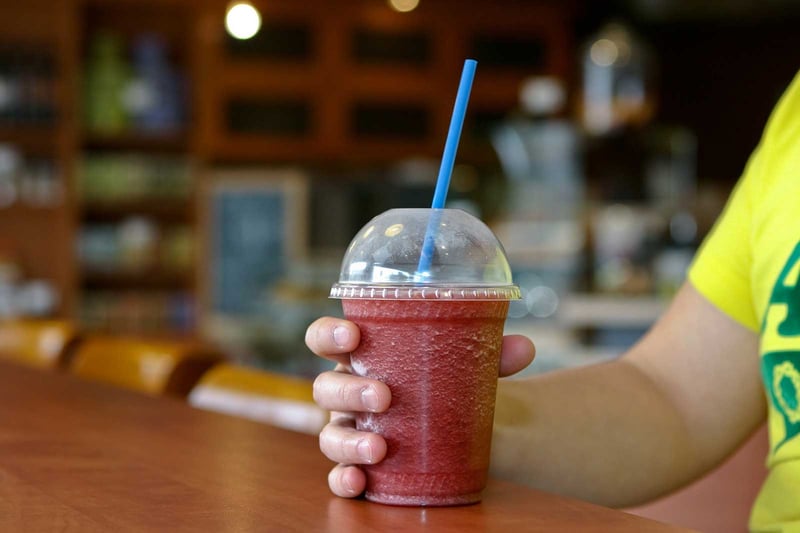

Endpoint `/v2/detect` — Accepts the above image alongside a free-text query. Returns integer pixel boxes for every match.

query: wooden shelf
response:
[557,294,668,329]
[80,268,192,290]
[0,126,59,152]
[0,203,61,217]
[81,131,190,152]
[80,199,191,222]
[199,1,574,162]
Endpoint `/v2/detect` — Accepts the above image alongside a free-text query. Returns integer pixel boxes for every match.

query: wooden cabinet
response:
[195,0,575,163]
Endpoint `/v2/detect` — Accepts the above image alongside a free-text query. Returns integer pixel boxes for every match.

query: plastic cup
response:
[330,208,520,506]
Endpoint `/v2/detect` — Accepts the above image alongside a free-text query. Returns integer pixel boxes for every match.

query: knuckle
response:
[304,325,315,350]
[312,372,354,410]
[318,425,339,457]
[305,317,332,353]
[319,427,357,463]
[335,382,353,406]
[315,321,329,351]
[328,465,355,497]
[339,381,372,411]
[311,374,326,405]
[307,318,326,348]
[339,435,359,461]
[328,467,341,492]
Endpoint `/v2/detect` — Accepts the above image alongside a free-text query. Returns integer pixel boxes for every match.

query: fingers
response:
[328,464,367,498]
[305,317,361,366]
[319,416,387,466]
[313,370,392,413]
[306,317,536,379]
[499,335,536,377]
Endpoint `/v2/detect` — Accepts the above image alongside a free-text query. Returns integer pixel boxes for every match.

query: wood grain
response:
[0,361,693,532]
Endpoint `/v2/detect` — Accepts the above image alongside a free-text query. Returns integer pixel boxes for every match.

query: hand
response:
[306,316,536,498]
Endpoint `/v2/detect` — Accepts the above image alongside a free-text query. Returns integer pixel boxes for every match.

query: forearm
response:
[491,358,701,508]
[490,284,765,508]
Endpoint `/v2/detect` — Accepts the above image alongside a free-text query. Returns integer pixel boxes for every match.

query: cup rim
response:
[329,283,521,300]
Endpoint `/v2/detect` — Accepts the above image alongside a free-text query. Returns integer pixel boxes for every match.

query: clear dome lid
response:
[330,208,520,300]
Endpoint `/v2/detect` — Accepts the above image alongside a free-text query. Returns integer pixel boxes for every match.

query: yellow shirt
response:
[689,69,800,532]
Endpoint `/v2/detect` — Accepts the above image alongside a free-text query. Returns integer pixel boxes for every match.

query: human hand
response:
[305,316,535,498]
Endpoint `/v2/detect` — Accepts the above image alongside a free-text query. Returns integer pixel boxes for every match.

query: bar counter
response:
[0,360,692,532]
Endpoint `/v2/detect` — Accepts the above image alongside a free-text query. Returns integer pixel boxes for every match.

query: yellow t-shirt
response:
[689,69,800,532]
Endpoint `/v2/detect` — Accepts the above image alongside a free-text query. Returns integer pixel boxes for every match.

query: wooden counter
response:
[0,361,691,532]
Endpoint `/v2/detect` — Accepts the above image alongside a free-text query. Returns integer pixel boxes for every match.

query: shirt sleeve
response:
[688,70,800,332]
[688,146,762,332]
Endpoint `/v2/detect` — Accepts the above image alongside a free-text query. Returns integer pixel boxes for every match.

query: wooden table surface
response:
[0,361,693,532]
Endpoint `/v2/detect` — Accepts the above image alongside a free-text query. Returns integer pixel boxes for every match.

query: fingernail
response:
[357,439,374,463]
[333,326,349,348]
[361,387,380,412]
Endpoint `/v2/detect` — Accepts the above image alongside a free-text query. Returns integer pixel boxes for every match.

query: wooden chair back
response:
[0,319,80,369]
[188,364,327,434]
[70,336,223,397]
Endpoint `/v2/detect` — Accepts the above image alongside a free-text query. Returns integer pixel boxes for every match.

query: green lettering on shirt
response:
[761,352,800,450]
[762,242,800,450]
[763,242,800,335]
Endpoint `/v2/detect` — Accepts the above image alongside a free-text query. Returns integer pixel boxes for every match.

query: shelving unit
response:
[0,128,59,151]
[74,0,197,336]
[80,265,192,285]
[1,0,577,336]
[0,0,76,318]
[80,202,191,228]
[557,293,668,329]
[194,0,576,164]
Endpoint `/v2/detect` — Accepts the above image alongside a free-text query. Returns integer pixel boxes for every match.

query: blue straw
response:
[431,59,477,209]
[417,59,477,278]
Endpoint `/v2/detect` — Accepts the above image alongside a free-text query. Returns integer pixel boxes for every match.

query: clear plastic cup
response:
[330,208,520,506]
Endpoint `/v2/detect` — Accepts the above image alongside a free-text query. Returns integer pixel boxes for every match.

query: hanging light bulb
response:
[388,0,420,13]
[225,1,262,40]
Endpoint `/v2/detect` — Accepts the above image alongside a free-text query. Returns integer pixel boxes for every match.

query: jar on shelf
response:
[578,21,657,137]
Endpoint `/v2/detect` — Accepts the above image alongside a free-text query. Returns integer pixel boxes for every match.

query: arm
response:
[491,282,765,507]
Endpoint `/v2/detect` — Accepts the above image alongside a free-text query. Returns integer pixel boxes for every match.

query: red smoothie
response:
[342,297,509,506]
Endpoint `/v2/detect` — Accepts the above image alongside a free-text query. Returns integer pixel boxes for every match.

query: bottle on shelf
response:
[490,76,585,319]
[0,44,56,127]
[0,143,20,208]
[579,21,657,137]
[84,32,130,134]
[0,144,60,209]
[125,33,184,133]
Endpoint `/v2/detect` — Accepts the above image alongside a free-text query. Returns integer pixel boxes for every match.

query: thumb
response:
[499,335,536,377]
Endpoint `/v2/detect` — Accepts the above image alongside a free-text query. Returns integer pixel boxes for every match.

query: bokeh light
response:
[388,0,420,13]
[225,2,262,40]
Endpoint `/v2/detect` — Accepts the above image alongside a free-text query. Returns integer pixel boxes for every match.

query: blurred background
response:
[1,0,798,378]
